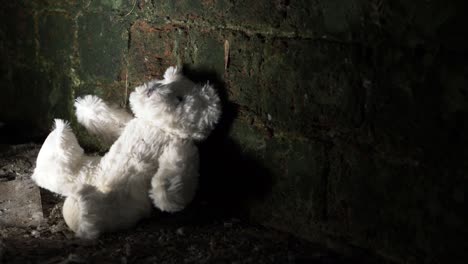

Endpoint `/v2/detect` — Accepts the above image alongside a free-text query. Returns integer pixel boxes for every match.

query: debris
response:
[124,243,131,256]
[50,222,67,234]
[0,179,43,227]
[0,144,372,263]
[31,230,40,238]
[0,239,5,263]
[124,0,137,17]
[62,230,74,240]
[176,227,185,236]
[58,254,86,264]
[224,40,230,70]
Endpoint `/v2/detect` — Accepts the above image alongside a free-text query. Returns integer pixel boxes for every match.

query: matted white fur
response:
[32,66,221,239]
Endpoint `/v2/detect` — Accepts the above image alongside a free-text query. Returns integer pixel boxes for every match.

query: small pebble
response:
[63,231,74,240]
[124,243,131,256]
[0,239,5,260]
[176,227,185,236]
[31,230,40,238]
[60,253,85,263]
[50,225,60,233]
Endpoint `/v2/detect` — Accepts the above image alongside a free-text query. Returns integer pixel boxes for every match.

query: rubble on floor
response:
[0,144,372,263]
[0,144,44,228]
[0,179,43,227]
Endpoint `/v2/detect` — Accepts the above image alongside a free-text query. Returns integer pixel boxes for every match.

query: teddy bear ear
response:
[192,82,221,140]
[163,66,181,83]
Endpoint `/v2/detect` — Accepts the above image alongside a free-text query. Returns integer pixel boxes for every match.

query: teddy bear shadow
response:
[154,65,273,225]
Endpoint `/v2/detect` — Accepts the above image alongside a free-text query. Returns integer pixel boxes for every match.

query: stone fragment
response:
[0,179,43,227]
[176,227,185,236]
[0,239,4,263]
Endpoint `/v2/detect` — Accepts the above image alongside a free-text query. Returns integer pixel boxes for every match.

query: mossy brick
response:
[0,66,65,134]
[226,36,363,136]
[46,72,73,121]
[147,0,366,40]
[223,33,264,108]
[280,0,323,34]
[12,68,52,124]
[249,131,467,262]
[38,12,74,66]
[71,117,111,152]
[0,2,40,132]
[149,0,207,19]
[28,0,80,10]
[78,12,127,81]
[184,29,225,74]
[149,0,321,37]
[365,1,468,50]
[75,81,128,107]
[128,20,185,84]
[361,43,468,164]
[0,42,8,77]
[325,137,467,262]
[263,39,361,129]
[246,135,330,231]
[9,67,70,128]
[89,0,128,10]
[229,119,328,227]
[229,119,266,159]
[218,0,289,31]
[0,5,36,64]
[318,0,363,35]
[0,78,15,121]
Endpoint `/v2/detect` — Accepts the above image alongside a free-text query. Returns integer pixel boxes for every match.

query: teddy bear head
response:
[129,67,221,140]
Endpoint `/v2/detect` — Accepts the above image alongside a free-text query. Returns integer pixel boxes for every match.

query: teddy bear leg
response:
[62,185,103,239]
[63,184,152,239]
[32,119,85,196]
[74,95,133,145]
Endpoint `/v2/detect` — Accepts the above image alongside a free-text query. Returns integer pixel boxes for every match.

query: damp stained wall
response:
[1,1,467,263]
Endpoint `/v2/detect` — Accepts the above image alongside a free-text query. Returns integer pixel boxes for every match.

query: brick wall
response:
[1,1,467,262]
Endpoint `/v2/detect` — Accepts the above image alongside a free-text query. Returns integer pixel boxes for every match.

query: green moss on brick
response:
[128,20,183,83]
[99,0,124,10]
[229,119,266,157]
[78,12,127,81]
[38,12,74,67]
[0,5,36,64]
[319,0,363,34]
[188,30,225,74]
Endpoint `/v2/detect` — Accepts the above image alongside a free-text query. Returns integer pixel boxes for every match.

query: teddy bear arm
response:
[75,95,133,145]
[149,142,199,213]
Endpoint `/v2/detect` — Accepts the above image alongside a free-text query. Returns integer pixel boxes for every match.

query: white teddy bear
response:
[32,66,221,239]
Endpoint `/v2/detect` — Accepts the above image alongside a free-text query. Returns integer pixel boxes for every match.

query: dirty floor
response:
[1,144,371,264]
